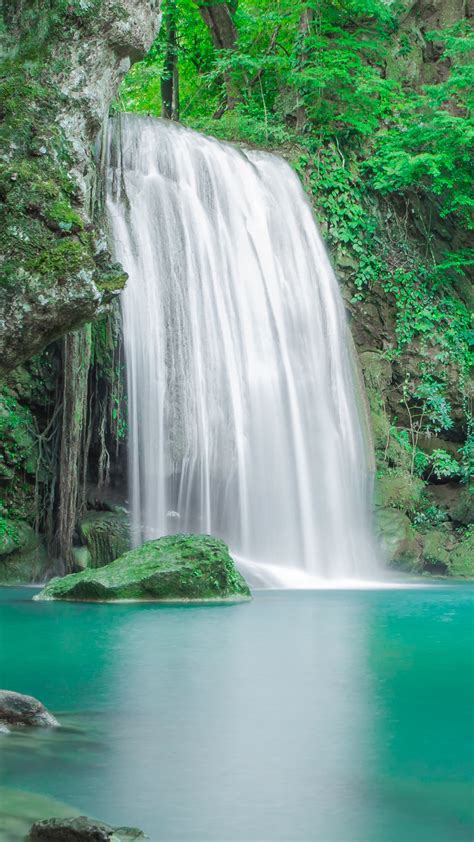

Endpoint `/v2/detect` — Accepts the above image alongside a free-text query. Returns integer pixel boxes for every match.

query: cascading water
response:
[105,114,378,587]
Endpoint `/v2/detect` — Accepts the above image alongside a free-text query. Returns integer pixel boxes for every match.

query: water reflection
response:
[1,587,472,842]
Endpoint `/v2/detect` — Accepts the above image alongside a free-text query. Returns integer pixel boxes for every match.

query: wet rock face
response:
[27,816,148,841]
[0,2,161,375]
[0,690,59,728]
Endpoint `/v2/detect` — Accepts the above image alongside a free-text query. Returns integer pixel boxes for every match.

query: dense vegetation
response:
[0,0,472,578]
[118,0,474,569]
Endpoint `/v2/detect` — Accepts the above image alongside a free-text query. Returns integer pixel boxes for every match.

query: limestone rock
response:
[0,690,59,728]
[35,534,251,602]
[0,2,161,374]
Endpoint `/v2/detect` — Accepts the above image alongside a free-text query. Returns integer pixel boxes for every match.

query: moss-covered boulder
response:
[422,528,454,570]
[78,511,130,569]
[34,534,251,602]
[375,508,422,571]
[448,534,474,578]
[451,490,474,527]
[0,518,49,584]
[374,470,425,512]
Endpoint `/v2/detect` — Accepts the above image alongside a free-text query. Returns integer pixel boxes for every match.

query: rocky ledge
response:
[0,690,59,729]
[34,534,252,602]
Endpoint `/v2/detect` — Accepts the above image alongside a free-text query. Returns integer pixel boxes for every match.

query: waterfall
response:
[105,114,378,587]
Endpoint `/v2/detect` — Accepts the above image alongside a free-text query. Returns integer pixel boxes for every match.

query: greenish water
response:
[0,585,473,841]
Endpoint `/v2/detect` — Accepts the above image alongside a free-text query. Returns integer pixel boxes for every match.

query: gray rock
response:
[27,816,148,841]
[0,690,59,728]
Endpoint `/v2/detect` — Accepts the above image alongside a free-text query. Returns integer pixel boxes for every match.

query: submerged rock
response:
[27,816,148,841]
[0,789,80,842]
[34,534,252,602]
[0,690,59,728]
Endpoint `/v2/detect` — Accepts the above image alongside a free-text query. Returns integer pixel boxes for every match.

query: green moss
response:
[0,40,126,313]
[28,238,93,280]
[35,534,252,602]
[47,201,84,232]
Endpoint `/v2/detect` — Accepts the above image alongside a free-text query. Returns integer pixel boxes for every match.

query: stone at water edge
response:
[27,816,148,841]
[34,534,252,602]
[0,690,59,728]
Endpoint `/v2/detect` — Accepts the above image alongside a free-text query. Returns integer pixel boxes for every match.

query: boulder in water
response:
[27,816,148,841]
[34,534,251,602]
[0,690,59,728]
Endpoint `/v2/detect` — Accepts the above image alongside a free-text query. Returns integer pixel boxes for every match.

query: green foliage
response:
[458,425,474,484]
[0,515,20,547]
[117,0,472,489]
[413,505,448,528]
[429,449,461,480]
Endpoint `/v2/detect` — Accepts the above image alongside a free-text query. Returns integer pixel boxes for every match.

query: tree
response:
[161,0,180,120]
[193,0,239,113]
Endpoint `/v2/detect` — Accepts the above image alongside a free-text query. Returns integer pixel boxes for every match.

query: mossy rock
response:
[78,511,130,569]
[374,470,425,512]
[375,508,422,571]
[360,350,392,393]
[34,534,252,602]
[422,529,453,571]
[451,490,474,527]
[448,534,474,578]
[0,518,49,584]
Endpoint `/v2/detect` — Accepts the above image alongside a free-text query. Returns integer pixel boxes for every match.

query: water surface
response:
[0,585,472,841]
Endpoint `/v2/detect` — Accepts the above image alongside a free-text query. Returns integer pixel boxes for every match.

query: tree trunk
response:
[295,2,313,132]
[56,327,92,573]
[194,0,239,112]
[161,0,180,120]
